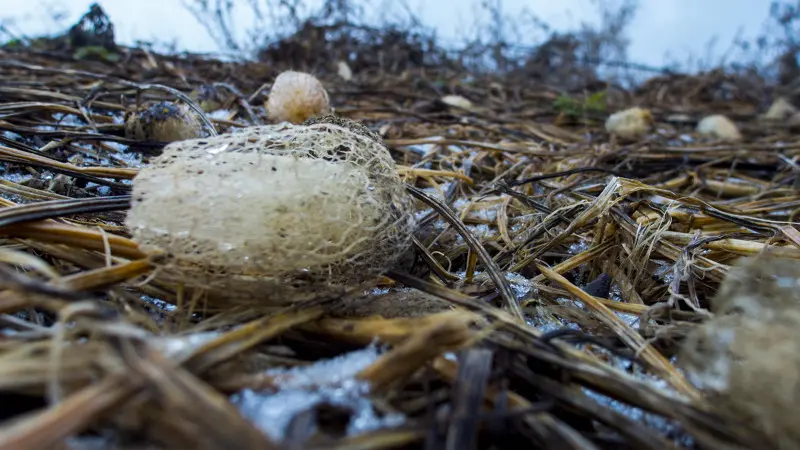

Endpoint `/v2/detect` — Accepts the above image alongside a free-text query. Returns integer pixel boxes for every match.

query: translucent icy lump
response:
[231,345,405,441]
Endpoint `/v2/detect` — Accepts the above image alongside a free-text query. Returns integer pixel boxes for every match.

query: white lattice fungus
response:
[696,115,742,142]
[124,102,204,142]
[605,107,653,141]
[266,71,332,124]
[127,120,416,306]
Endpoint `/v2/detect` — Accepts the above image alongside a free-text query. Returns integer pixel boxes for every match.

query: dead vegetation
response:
[0,2,797,450]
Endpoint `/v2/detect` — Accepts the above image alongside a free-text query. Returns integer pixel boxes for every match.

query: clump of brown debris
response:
[680,255,800,449]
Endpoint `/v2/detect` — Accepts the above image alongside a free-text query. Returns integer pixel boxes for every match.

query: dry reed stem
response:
[536,263,701,400]
[356,311,475,389]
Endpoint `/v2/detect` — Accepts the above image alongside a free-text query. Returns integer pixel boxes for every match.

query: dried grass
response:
[0,33,793,449]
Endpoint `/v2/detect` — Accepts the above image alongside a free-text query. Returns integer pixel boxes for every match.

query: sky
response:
[0,0,776,67]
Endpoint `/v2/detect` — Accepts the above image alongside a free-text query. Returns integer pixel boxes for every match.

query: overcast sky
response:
[0,0,775,67]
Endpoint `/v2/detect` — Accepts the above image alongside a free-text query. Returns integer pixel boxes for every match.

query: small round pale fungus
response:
[762,97,797,121]
[266,71,332,124]
[126,121,415,307]
[604,107,653,141]
[441,95,474,110]
[124,102,204,142]
[696,114,741,142]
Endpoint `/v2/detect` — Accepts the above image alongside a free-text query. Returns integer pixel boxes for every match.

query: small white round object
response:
[266,71,332,124]
[696,114,742,142]
[605,107,653,141]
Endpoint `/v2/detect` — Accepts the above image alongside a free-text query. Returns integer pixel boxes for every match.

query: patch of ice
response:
[414,208,433,221]
[104,141,129,152]
[208,109,232,120]
[52,113,84,126]
[616,312,640,328]
[568,241,590,255]
[456,271,531,301]
[525,310,580,333]
[232,345,406,441]
[420,181,452,200]
[406,136,444,155]
[454,224,494,244]
[141,295,177,312]
[3,172,28,183]
[2,131,22,141]
[369,287,390,296]
[504,272,533,299]
[151,331,221,360]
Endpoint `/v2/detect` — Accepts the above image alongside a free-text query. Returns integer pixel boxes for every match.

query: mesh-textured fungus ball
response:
[124,102,204,142]
[126,122,416,307]
[302,115,385,147]
[266,71,332,124]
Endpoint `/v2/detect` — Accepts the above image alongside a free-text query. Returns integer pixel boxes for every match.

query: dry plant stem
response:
[397,166,474,184]
[302,311,469,345]
[184,306,325,373]
[0,145,138,179]
[660,230,800,258]
[387,270,665,400]
[56,259,153,292]
[529,241,614,285]
[356,311,474,389]
[618,178,798,243]
[126,347,278,450]
[0,372,140,450]
[0,196,131,228]
[535,263,700,400]
[433,357,600,450]
[406,186,524,321]
[446,348,493,450]
[388,138,579,156]
[412,238,460,282]
[520,370,674,449]
[0,61,217,137]
[307,429,424,450]
[0,222,146,260]
[212,82,262,126]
